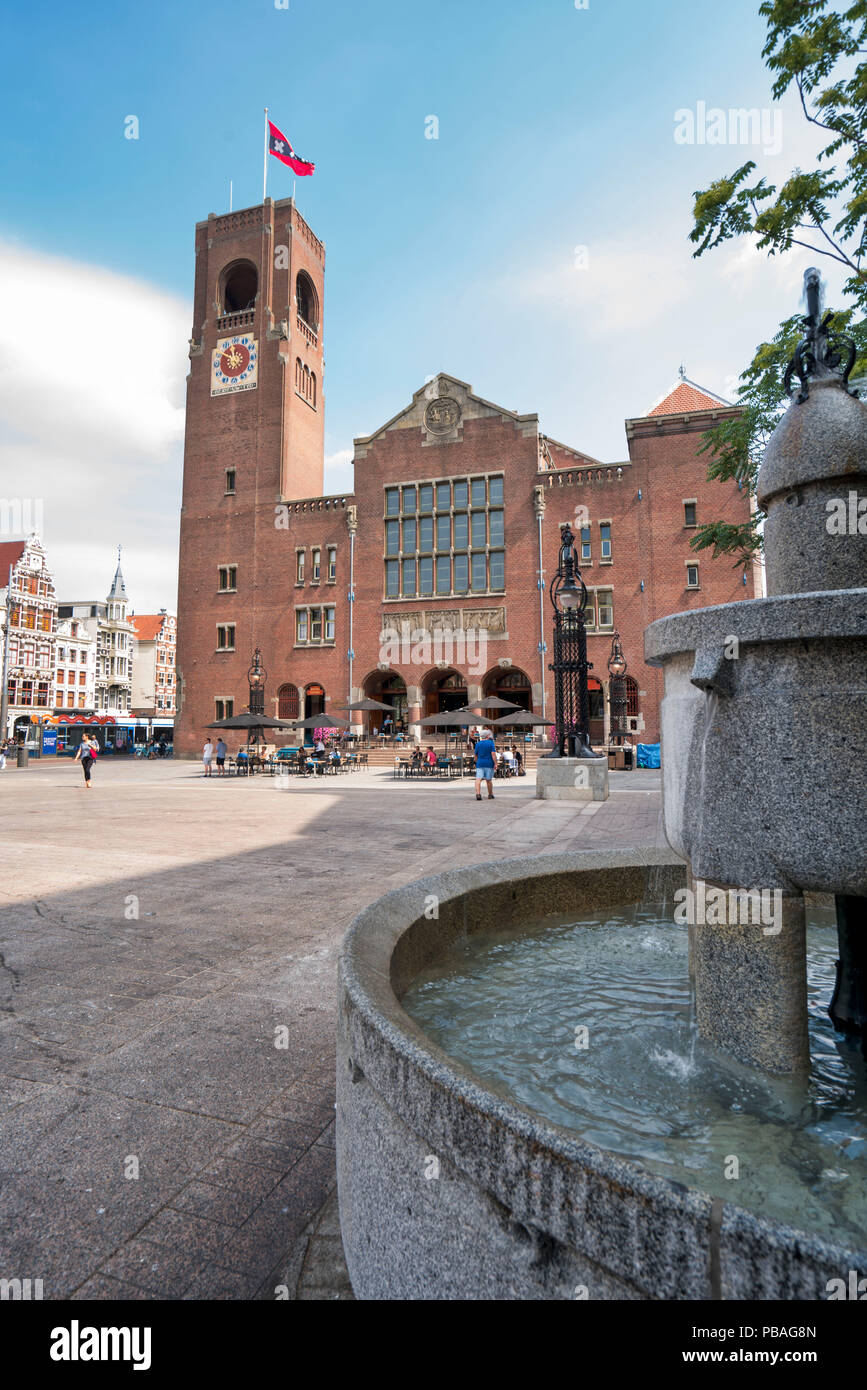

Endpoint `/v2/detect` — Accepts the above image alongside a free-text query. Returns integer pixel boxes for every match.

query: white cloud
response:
[0,240,189,610]
[324,446,354,496]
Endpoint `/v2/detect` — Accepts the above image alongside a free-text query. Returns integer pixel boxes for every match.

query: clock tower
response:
[176,196,327,745]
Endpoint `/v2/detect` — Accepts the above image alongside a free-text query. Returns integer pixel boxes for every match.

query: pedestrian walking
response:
[474,729,496,801]
[0,739,8,771]
[202,738,214,777]
[74,733,97,789]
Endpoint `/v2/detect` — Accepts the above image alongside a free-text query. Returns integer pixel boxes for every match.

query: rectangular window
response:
[489,510,504,546]
[79,672,86,685]
[385,560,400,596]
[453,553,469,592]
[402,558,417,596]
[436,514,451,551]
[489,550,505,590]
[225,469,236,494]
[436,481,451,511]
[296,610,308,642]
[471,553,487,591]
[402,485,416,513]
[216,625,235,651]
[584,596,596,629]
[453,479,468,508]
[311,609,322,641]
[436,555,451,594]
[419,516,434,552]
[385,488,400,516]
[489,476,504,505]
[419,556,434,595]
[385,522,400,556]
[312,548,321,581]
[597,590,614,627]
[418,483,434,513]
[684,501,697,528]
[218,565,237,591]
[471,478,486,507]
[327,547,337,581]
[686,564,700,589]
[600,523,612,561]
[296,550,305,583]
[453,512,468,549]
[325,607,335,641]
[471,511,487,548]
[402,518,416,553]
[581,526,591,563]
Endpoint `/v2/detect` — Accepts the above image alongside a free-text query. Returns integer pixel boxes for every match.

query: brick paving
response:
[0,758,663,1299]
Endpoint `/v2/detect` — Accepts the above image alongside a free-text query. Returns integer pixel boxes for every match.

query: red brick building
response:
[175,198,757,756]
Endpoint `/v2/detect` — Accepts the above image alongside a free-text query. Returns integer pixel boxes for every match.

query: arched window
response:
[295,357,302,391]
[220,260,258,313]
[278,684,299,720]
[303,365,310,398]
[296,271,319,330]
[624,675,639,717]
[311,371,316,407]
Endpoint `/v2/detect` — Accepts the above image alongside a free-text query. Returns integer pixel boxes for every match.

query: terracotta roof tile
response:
[647,382,728,416]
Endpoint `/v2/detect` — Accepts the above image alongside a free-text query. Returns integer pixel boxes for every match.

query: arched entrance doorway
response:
[588,678,604,746]
[422,669,467,720]
[482,667,532,712]
[303,683,325,746]
[363,671,408,734]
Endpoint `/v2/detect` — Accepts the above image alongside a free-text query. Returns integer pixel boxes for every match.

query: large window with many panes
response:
[383,474,505,599]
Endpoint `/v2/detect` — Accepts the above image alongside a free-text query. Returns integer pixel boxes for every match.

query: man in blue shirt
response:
[474,730,496,801]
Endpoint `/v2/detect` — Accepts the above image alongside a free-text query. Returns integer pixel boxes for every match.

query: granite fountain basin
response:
[336,850,867,1300]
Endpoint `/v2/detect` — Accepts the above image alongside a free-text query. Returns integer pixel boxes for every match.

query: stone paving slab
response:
[0,759,663,1298]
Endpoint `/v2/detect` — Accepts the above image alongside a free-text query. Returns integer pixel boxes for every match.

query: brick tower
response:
[176,197,327,753]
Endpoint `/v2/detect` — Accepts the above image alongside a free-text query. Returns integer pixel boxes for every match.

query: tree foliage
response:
[688,0,867,566]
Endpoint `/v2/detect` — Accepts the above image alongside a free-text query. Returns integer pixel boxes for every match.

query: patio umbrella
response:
[289,714,350,729]
[336,697,394,741]
[206,713,295,731]
[468,696,523,712]
[490,710,550,727]
[419,707,479,750]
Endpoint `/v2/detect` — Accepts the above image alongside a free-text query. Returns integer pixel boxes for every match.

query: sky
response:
[1,0,849,610]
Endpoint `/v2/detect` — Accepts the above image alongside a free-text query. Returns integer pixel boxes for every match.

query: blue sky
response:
[2,0,843,607]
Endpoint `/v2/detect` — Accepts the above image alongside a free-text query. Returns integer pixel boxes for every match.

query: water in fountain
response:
[402,903,867,1248]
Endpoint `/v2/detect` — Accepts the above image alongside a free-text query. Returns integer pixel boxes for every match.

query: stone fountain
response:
[335,272,867,1298]
[645,269,867,1072]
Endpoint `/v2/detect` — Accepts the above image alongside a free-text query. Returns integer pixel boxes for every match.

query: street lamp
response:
[247,648,267,716]
[545,524,604,760]
[607,632,628,747]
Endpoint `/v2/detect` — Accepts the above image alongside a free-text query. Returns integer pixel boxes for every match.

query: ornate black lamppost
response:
[247,648,267,716]
[607,632,627,747]
[545,524,604,760]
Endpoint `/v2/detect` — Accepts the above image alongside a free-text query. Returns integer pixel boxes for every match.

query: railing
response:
[296,315,318,348]
[216,310,255,333]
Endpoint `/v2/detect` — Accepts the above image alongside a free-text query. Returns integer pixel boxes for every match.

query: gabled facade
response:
[0,534,57,740]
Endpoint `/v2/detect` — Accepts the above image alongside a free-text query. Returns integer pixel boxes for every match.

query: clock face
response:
[211,335,258,396]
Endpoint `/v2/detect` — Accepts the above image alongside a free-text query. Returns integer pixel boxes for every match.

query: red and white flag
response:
[268,121,315,177]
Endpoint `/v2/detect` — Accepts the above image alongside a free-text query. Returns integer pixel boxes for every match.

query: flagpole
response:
[263,107,269,203]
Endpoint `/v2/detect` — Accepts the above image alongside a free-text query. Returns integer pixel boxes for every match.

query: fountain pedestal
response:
[692,887,809,1072]
[535,756,610,801]
[646,280,867,1073]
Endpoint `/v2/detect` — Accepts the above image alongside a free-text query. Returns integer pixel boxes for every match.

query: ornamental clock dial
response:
[211,335,258,396]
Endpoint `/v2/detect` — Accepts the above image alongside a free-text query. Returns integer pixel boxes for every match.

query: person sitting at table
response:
[425,745,437,768]
[410,746,423,769]
[329,747,341,767]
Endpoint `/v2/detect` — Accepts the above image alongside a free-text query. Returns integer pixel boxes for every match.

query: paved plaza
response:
[0,758,663,1299]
